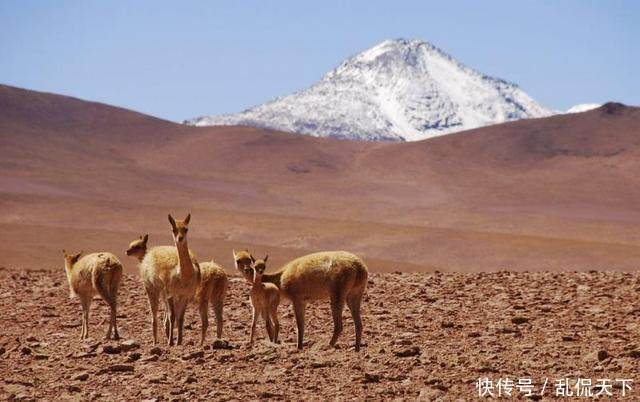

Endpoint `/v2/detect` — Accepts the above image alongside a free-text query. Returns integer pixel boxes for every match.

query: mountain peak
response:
[186,39,555,141]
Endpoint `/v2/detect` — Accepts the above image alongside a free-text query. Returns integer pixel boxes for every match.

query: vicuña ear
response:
[264,254,269,262]
[184,213,191,224]
[250,254,256,263]
[232,249,237,259]
[73,251,83,261]
[143,234,149,244]
[62,249,67,256]
[168,214,177,230]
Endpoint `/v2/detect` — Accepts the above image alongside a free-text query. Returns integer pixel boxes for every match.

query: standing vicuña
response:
[138,214,201,345]
[128,234,228,345]
[257,251,368,351]
[62,250,123,340]
[247,255,280,345]
[194,259,228,344]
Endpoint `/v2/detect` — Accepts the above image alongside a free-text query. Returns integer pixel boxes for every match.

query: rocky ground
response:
[1,268,639,401]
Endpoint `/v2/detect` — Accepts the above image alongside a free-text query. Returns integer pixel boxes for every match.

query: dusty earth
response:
[2,267,639,400]
[2,84,640,273]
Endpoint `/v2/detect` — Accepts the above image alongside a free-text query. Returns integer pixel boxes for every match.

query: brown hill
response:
[1,84,639,272]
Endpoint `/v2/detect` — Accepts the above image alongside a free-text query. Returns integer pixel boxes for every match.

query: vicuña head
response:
[233,249,254,282]
[252,254,268,279]
[63,249,82,267]
[126,234,149,261]
[168,213,190,244]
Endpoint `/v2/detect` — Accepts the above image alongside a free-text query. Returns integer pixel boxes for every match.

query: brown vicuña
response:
[62,249,123,340]
[237,250,368,351]
[247,255,280,345]
[127,234,228,345]
[137,214,201,345]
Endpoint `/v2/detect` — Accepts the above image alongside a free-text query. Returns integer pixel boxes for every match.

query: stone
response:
[211,339,233,350]
[73,372,89,381]
[363,373,381,383]
[119,340,140,352]
[394,346,420,357]
[101,345,121,354]
[511,316,529,325]
[597,350,609,361]
[182,351,204,360]
[97,364,134,374]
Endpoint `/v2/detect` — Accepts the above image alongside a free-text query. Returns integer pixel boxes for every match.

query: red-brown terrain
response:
[1,84,640,400]
[2,268,640,400]
[1,84,639,272]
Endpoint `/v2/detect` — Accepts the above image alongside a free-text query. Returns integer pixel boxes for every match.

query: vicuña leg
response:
[145,286,160,344]
[213,298,224,339]
[199,299,209,345]
[347,293,363,352]
[329,293,345,348]
[293,300,306,349]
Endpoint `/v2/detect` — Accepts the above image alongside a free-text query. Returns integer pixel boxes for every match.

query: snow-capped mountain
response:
[565,103,601,114]
[186,39,555,141]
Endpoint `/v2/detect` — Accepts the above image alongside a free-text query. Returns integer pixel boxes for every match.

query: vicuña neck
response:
[252,273,263,292]
[175,240,195,278]
[64,262,73,284]
[262,268,283,288]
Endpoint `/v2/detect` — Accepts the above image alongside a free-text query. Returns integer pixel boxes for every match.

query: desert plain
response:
[1,84,640,400]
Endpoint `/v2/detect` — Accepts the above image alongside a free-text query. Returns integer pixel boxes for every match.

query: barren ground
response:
[2,268,639,400]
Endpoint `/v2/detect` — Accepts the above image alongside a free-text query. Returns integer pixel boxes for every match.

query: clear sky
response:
[1,1,638,121]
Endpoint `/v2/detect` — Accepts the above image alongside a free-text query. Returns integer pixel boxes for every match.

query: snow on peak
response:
[565,103,601,114]
[185,38,555,141]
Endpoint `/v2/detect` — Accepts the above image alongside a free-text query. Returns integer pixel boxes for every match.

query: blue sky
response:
[1,1,638,121]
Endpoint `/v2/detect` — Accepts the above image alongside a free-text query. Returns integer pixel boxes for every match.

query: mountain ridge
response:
[186,38,555,141]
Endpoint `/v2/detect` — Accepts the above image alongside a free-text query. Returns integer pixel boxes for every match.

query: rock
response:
[394,346,420,357]
[149,347,163,356]
[73,372,89,381]
[440,321,454,329]
[97,364,134,374]
[127,352,142,362]
[33,353,49,360]
[628,350,640,358]
[25,336,38,342]
[363,373,381,383]
[258,391,281,398]
[72,351,97,359]
[562,335,575,342]
[183,375,197,384]
[20,346,32,355]
[0,347,5,356]
[101,345,121,354]
[468,331,481,338]
[182,351,204,361]
[597,350,609,361]
[119,340,140,352]
[67,385,81,393]
[418,387,443,400]
[511,316,529,325]
[147,373,166,384]
[211,339,233,350]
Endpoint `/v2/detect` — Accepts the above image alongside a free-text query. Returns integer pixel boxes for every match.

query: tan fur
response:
[131,233,227,345]
[137,214,201,346]
[195,261,228,344]
[261,251,368,351]
[247,257,280,345]
[233,249,254,282]
[63,250,123,340]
